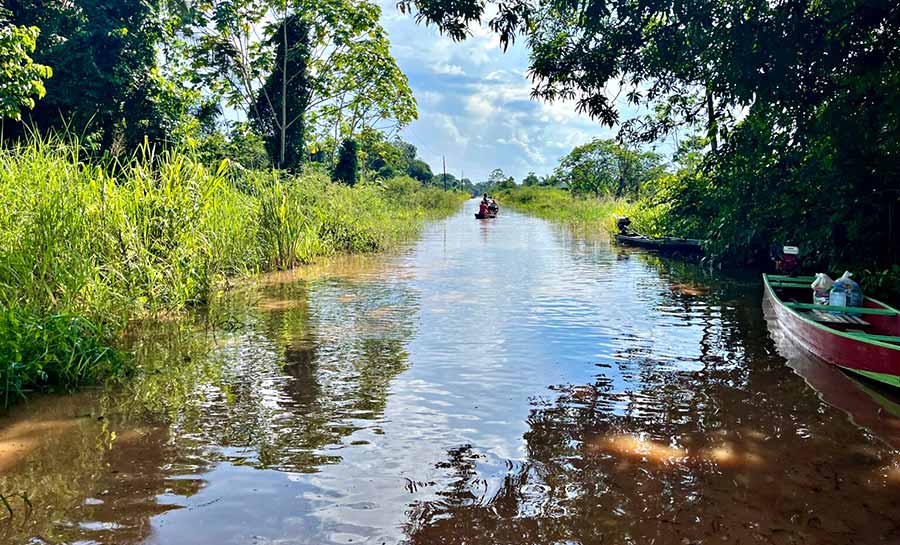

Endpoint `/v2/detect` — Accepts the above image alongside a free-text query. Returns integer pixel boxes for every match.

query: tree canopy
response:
[185,0,417,167]
[554,139,663,198]
[0,15,51,120]
[4,0,178,149]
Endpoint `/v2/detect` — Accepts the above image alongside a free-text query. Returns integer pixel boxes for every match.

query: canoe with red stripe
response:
[763,274,900,388]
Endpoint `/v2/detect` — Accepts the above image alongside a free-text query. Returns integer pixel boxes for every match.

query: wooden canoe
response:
[614,234,703,254]
[763,273,900,388]
[475,213,497,219]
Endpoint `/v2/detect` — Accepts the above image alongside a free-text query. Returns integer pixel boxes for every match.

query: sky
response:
[377,1,648,183]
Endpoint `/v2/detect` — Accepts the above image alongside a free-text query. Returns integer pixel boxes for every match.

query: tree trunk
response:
[280,11,288,168]
[706,85,718,152]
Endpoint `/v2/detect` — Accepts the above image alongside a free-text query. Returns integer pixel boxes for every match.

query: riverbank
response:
[497,186,900,305]
[495,186,664,236]
[0,139,466,407]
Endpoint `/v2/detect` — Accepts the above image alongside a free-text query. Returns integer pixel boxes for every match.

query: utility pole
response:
[442,155,448,190]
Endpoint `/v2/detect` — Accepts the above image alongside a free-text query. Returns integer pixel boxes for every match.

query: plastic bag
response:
[829,271,863,308]
[811,273,834,305]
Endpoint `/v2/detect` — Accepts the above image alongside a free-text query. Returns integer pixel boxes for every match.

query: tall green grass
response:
[496,186,664,235]
[0,138,466,406]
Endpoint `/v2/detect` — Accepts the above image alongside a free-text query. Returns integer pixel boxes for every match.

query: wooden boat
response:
[763,273,900,388]
[614,233,703,254]
[474,213,497,219]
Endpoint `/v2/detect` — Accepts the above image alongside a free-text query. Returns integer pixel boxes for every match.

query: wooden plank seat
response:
[784,302,899,316]
[769,281,813,289]
[801,309,870,326]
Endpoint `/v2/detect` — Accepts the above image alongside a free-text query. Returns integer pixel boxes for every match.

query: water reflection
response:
[2,201,900,545]
[405,355,898,544]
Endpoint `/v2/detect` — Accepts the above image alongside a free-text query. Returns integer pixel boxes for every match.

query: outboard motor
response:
[770,244,801,275]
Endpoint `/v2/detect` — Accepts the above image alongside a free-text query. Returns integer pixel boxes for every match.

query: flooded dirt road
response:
[3,200,900,544]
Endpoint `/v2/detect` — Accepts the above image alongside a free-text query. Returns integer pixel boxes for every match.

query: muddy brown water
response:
[3,200,900,544]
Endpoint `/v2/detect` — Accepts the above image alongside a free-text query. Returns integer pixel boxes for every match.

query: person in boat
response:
[616,216,633,235]
[479,194,491,217]
[488,197,499,214]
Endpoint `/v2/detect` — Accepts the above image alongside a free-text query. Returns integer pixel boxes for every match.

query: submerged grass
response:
[496,186,664,236]
[0,138,466,406]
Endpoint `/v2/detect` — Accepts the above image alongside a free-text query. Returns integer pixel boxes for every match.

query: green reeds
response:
[0,136,465,406]
[0,309,123,407]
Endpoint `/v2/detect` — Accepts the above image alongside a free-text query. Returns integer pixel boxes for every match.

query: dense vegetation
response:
[495,187,645,233]
[494,139,671,235]
[0,0,470,405]
[0,138,464,405]
[404,0,900,284]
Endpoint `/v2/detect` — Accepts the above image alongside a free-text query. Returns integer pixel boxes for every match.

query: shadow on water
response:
[2,202,900,545]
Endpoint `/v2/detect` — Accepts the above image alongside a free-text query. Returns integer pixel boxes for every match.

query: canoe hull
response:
[763,275,900,388]
[475,213,497,219]
[614,234,702,254]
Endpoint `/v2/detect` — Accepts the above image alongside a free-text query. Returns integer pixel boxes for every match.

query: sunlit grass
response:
[0,136,466,407]
[496,186,665,236]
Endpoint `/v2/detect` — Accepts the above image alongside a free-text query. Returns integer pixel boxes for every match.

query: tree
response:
[187,0,416,168]
[358,128,403,179]
[486,168,507,186]
[407,159,433,183]
[5,0,174,149]
[249,14,311,169]
[0,16,51,120]
[522,172,539,187]
[431,172,457,189]
[495,178,516,191]
[333,138,359,185]
[310,21,417,152]
[555,139,662,198]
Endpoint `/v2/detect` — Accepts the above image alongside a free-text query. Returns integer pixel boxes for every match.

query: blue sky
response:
[377,1,650,183]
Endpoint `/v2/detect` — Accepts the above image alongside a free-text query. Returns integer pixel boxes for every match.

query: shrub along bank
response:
[0,139,466,406]
[500,185,900,304]
[496,186,666,236]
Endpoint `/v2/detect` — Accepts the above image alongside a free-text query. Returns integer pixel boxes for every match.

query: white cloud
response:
[432,62,465,76]
[377,0,648,181]
[434,114,469,147]
[465,95,497,118]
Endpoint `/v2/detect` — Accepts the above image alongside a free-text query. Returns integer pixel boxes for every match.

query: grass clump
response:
[0,138,465,406]
[496,186,664,236]
[0,309,124,407]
